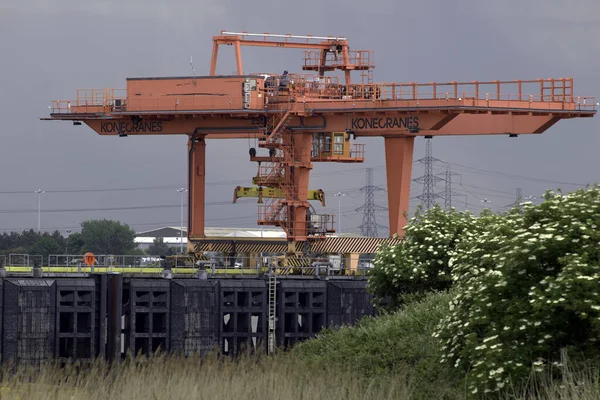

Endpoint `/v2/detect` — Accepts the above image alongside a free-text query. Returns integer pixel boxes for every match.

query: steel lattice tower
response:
[436,164,464,210]
[504,187,525,210]
[413,137,443,209]
[515,187,523,209]
[356,168,387,237]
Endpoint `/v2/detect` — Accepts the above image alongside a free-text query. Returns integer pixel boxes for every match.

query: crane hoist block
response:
[233,186,326,206]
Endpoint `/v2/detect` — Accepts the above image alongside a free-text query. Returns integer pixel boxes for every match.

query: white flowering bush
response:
[435,185,600,397]
[368,205,494,310]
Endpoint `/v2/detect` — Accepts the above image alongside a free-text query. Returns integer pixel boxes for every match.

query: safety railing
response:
[47,254,176,268]
[0,254,373,277]
[6,253,43,267]
[284,73,345,100]
[254,163,285,184]
[310,142,365,161]
[50,88,127,114]
[0,254,188,268]
[51,90,256,114]
[199,255,371,277]
[258,197,287,225]
[373,79,577,102]
[288,77,597,111]
[49,77,593,116]
[303,49,374,71]
[350,143,365,159]
[308,214,336,236]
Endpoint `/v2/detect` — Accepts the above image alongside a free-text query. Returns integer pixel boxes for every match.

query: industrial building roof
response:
[134,226,365,244]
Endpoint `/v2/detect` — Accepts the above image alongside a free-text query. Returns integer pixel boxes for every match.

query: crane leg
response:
[287,132,313,241]
[188,134,206,239]
[384,136,415,237]
[209,42,219,76]
[234,41,243,75]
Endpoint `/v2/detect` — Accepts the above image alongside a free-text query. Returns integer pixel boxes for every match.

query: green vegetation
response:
[79,219,138,255]
[294,290,461,399]
[0,354,403,400]
[436,186,600,396]
[365,184,600,398]
[146,237,179,256]
[367,206,498,310]
[4,293,599,399]
[0,219,171,258]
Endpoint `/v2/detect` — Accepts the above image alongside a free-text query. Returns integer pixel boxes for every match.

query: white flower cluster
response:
[369,206,485,307]
[434,185,600,396]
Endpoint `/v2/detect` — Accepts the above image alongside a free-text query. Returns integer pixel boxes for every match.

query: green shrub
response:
[293,290,461,400]
[435,185,600,397]
[368,205,497,310]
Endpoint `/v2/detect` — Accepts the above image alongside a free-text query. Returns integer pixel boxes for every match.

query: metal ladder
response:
[267,270,277,353]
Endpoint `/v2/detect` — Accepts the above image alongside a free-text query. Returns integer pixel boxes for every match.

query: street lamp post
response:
[65,230,71,253]
[333,192,346,234]
[34,189,45,232]
[177,188,187,254]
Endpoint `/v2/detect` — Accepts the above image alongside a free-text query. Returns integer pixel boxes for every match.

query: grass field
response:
[0,354,403,400]
[1,350,599,400]
[1,291,599,399]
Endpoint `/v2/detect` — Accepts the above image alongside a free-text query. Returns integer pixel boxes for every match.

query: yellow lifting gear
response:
[233,186,326,206]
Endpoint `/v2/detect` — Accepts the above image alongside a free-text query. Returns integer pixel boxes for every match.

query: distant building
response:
[134,226,288,250]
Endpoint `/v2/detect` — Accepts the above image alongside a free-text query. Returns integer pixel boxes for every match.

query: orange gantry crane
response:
[43,30,596,255]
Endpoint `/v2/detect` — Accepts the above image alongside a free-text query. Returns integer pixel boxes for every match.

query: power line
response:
[441,161,589,187]
[0,159,586,197]
[0,166,384,195]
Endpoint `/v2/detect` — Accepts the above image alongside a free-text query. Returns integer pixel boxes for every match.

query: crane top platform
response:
[44,30,595,139]
[45,74,596,138]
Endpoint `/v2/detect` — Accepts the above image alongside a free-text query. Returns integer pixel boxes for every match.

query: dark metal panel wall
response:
[326,281,374,328]
[277,281,327,349]
[170,280,219,356]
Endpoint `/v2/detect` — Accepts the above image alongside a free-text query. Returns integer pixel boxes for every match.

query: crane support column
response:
[287,132,313,241]
[209,42,219,75]
[234,41,243,75]
[384,136,415,237]
[188,134,206,239]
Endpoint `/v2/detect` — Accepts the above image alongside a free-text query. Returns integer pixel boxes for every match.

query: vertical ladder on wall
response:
[267,271,277,354]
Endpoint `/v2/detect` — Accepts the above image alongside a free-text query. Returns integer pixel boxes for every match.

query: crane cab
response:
[311,132,365,163]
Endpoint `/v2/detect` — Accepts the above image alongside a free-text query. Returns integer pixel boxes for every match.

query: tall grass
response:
[0,352,406,400]
[293,289,462,399]
[1,350,598,400]
[499,351,600,400]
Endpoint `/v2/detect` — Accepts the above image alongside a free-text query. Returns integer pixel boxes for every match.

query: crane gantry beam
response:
[42,30,596,254]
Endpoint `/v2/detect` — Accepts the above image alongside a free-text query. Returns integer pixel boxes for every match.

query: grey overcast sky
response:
[0,0,598,235]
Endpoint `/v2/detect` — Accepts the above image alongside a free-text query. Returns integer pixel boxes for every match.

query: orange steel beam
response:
[49,111,588,139]
[209,31,357,82]
[287,132,313,241]
[188,134,206,238]
[384,137,414,235]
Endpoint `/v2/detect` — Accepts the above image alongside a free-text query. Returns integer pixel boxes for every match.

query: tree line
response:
[0,219,179,258]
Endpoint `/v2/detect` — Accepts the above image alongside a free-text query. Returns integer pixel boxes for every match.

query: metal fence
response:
[0,253,374,277]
